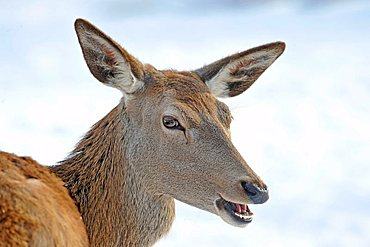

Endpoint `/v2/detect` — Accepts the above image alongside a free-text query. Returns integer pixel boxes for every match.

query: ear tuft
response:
[195,41,285,98]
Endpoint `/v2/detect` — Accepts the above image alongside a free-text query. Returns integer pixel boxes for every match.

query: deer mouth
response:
[215,197,253,227]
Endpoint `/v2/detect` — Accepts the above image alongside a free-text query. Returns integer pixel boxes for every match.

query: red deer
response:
[0,18,285,246]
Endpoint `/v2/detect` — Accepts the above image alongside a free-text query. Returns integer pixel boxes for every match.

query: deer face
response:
[74,19,285,227]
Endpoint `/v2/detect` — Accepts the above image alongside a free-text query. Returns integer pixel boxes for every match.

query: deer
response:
[0,18,285,246]
[0,152,89,246]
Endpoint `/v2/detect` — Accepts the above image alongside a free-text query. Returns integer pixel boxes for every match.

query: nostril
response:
[242,182,258,197]
[241,182,269,204]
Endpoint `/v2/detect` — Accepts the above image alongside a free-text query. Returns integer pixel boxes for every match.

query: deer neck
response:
[51,102,175,247]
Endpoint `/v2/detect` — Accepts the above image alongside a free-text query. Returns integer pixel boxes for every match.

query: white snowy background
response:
[1,1,369,246]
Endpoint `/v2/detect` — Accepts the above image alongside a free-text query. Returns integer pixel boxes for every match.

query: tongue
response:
[235,203,249,214]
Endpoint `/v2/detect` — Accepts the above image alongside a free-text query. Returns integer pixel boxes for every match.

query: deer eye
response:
[162,116,184,130]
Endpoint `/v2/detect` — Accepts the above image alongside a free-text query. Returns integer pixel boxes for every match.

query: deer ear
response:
[74,18,145,94]
[195,42,285,98]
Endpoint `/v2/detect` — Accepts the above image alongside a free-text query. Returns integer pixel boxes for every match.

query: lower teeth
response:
[234,212,252,221]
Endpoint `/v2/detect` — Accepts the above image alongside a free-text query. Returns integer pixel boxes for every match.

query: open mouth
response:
[215,197,253,227]
[224,200,253,222]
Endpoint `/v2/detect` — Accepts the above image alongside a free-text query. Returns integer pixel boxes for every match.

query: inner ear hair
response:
[195,41,285,98]
[74,18,145,94]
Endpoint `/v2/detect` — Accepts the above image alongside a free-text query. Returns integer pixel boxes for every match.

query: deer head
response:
[74,18,285,228]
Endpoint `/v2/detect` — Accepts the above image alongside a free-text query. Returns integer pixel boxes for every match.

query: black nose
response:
[242,182,269,204]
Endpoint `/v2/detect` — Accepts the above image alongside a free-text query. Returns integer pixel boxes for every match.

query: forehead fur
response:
[151,70,219,116]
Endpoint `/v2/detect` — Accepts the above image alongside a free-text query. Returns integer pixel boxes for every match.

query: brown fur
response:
[0,19,284,246]
[0,151,88,246]
[51,104,175,246]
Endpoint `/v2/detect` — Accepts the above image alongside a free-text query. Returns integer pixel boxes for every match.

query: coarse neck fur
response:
[51,101,175,247]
